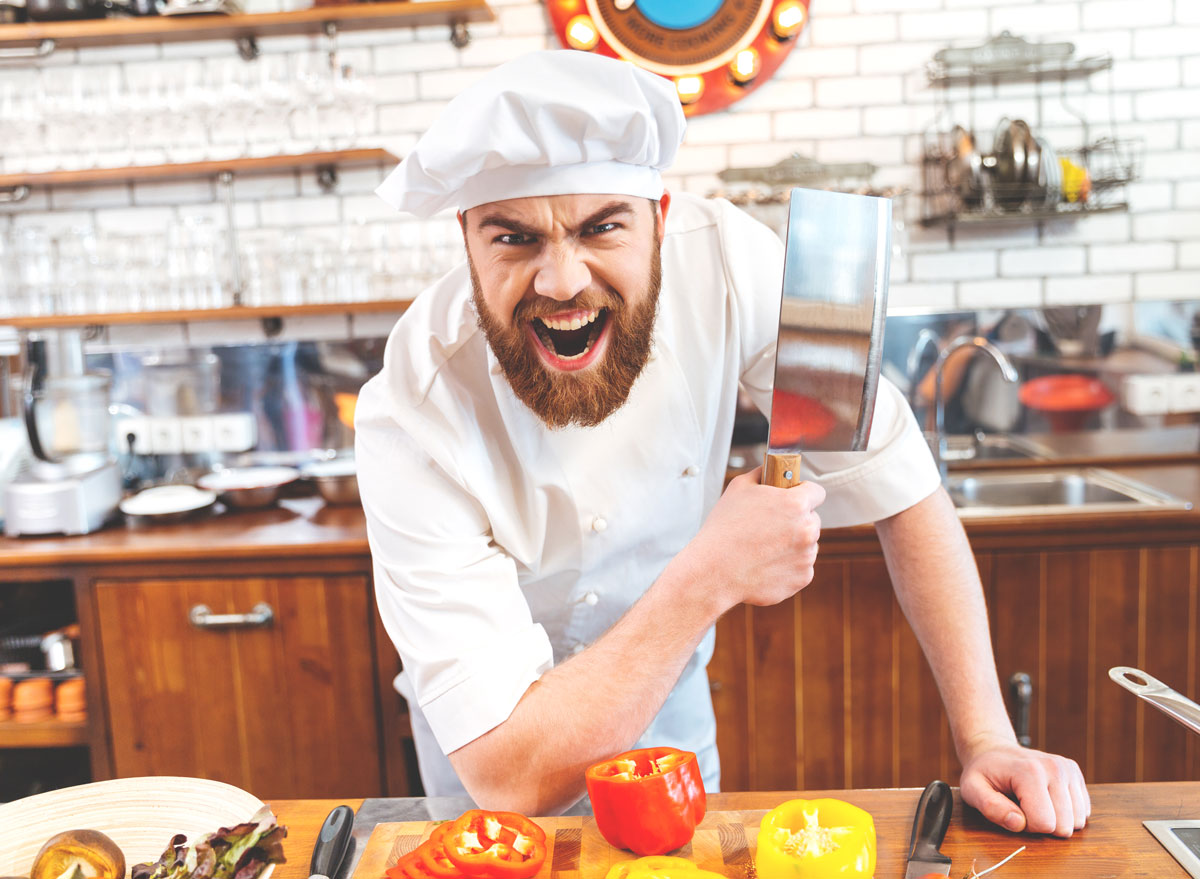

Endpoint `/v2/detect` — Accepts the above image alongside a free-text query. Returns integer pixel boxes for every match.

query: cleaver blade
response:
[763,187,892,488]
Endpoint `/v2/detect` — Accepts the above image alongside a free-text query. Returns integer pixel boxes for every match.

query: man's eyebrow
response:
[578,201,636,230]
[475,214,542,237]
[473,201,637,238]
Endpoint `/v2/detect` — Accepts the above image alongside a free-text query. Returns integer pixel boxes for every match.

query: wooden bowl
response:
[0,776,268,878]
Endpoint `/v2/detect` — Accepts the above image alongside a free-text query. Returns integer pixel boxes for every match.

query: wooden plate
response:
[0,776,268,877]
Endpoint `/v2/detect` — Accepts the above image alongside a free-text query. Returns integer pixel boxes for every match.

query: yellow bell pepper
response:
[755,798,876,879]
[605,856,726,879]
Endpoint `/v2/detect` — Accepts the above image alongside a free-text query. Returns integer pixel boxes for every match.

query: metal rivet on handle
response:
[784,470,793,480]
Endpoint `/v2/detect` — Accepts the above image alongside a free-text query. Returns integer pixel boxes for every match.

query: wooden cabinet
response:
[93,574,385,799]
[709,531,1200,792]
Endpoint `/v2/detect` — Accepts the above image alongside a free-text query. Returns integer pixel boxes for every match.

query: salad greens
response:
[131,806,287,879]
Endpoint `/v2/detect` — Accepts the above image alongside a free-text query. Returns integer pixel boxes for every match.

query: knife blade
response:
[904,780,953,879]
[309,805,355,879]
[763,187,891,488]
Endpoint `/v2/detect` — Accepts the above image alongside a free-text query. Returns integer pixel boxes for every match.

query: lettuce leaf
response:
[132,807,287,879]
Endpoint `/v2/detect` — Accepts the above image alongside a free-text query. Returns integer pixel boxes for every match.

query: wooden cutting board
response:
[352,810,771,879]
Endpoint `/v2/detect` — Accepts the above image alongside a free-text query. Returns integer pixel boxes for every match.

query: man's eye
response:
[496,233,534,245]
[587,223,619,235]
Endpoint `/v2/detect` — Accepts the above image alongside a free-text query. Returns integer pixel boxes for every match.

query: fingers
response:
[959,770,1027,833]
[1045,763,1076,837]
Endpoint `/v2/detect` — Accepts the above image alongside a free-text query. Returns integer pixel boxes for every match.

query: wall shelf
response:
[0,0,493,54]
[0,299,411,329]
[0,148,399,194]
[0,718,89,749]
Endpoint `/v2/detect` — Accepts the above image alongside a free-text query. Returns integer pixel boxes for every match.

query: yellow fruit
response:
[30,830,126,879]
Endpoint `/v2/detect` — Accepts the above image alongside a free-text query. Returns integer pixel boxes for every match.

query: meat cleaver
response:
[763,187,892,488]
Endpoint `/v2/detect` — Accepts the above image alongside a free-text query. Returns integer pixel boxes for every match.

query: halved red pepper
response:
[442,810,547,879]
[585,746,707,856]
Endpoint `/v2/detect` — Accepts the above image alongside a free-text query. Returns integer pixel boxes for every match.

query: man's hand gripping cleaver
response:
[763,187,892,487]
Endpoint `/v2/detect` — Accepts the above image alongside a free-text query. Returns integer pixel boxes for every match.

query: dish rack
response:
[918,31,1139,229]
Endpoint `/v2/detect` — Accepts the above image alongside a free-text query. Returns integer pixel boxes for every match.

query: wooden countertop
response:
[269,783,1199,879]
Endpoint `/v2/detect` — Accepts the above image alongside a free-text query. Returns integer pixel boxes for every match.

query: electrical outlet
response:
[212,413,257,452]
[181,416,215,453]
[115,417,151,454]
[1121,375,1170,416]
[1168,374,1200,414]
[148,416,184,455]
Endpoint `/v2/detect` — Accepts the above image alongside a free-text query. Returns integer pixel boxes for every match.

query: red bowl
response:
[1019,374,1115,432]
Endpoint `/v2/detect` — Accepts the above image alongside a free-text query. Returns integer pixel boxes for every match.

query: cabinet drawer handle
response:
[189,602,274,630]
[1008,671,1033,748]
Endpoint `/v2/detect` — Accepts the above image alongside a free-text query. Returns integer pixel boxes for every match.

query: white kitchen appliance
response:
[3,330,122,537]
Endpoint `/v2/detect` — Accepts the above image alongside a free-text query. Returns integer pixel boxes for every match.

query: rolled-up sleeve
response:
[356,375,553,755]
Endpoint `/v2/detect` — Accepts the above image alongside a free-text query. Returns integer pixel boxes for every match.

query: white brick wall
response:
[3,0,1197,317]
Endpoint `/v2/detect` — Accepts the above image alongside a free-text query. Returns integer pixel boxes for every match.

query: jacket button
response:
[683,464,700,477]
[583,591,599,606]
[591,516,608,532]
[571,643,586,655]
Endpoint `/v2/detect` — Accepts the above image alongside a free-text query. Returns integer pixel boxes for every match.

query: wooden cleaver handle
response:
[763,452,805,488]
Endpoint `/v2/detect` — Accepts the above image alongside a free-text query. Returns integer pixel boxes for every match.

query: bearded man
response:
[356,50,1089,833]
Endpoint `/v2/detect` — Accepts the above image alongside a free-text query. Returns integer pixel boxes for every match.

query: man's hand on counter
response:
[959,740,1091,838]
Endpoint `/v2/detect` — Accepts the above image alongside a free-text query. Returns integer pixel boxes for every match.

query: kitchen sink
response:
[946,467,1193,517]
[938,433,1056,462]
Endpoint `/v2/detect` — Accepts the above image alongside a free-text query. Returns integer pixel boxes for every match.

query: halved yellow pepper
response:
[755,798,876,879]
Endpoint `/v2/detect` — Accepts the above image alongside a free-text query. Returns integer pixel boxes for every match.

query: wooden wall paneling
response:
[95,576,383,798]
[97,579,244,780]
[844,555,896,790]
[1139,546,1197,781]
[1089,549,1141,783]
[253,575,382,797]
[711,605,752,793]
[988,551,1043,751]
[1041,550,1091,772]
[797,559,847,791]
[73,575,113,779]
[748,597,799,791]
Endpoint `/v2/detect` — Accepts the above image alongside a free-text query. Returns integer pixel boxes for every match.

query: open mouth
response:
[528,308,609,369]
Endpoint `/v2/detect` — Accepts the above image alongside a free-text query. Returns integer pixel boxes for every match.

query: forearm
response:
[448,550,726,815]
[875,487,1017,762]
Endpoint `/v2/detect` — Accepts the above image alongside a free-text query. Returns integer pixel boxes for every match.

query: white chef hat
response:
[375,50,686,218]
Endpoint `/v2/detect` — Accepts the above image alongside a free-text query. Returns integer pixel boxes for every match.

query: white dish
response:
[197,466,299,492]
[120,485,217,518]
[300,457,356,478]
[0,776,268,877]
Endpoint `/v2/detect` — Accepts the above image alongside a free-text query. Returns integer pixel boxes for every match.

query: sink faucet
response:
[933,335,1019,480]
[906,327,941,411]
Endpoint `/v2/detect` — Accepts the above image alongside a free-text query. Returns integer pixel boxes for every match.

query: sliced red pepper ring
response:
[417,825,462,879]
[443,810,547,879]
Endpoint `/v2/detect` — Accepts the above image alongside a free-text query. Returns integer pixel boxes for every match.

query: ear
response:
[655,191,671,241]
[456,210,468,242]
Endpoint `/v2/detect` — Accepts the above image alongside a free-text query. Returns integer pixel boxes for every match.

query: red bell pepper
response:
[442,811,547,879]
[417,825,462,879]
[585,746,707,856]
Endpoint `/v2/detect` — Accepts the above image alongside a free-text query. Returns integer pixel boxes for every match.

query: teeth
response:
[539,309,599,331]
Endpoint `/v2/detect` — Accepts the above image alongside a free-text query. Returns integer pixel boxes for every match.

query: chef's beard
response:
[469,244,662,429]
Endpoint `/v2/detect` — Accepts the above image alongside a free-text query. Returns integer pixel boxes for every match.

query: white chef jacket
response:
[356,193,941,797]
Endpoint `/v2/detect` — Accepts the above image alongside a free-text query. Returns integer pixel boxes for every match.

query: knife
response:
[904,780,953,879]
[763,187,891,488]
[309,804,355,879]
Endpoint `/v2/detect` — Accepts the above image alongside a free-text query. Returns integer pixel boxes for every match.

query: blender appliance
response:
[3,330,122,536]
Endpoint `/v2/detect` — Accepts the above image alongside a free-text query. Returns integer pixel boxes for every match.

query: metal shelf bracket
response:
[0,39,55,61]
[449,19,470,49]
[236,35,259,61]
[0,185,31,204]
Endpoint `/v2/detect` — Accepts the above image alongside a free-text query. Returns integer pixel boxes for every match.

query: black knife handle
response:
[907,780,953,864]
[310,804,355,879]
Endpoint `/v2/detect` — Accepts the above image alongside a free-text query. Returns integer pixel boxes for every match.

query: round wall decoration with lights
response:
[546,0,810,116]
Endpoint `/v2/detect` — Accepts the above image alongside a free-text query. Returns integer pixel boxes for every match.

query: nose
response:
[532,242,591,302]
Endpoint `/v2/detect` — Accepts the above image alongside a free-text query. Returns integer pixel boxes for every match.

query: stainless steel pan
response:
[1109,666,1200,736]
